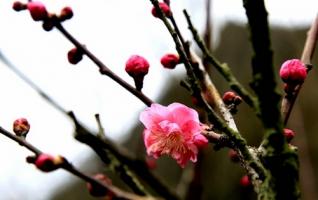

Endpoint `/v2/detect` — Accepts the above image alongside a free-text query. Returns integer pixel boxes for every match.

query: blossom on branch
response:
[140,103,208,167]
[279,59,307,85]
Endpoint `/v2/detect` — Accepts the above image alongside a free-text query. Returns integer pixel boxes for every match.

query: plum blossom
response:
[139,103,208,167]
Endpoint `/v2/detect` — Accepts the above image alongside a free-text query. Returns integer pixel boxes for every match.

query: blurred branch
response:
[281,15,318,125]
[0,127,159,200]
[0,50,68,115]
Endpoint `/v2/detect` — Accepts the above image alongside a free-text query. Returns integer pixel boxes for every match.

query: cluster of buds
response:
[160,53,180,69]
[279,59,308,94]
[86,174,114,198]
[151,2,172,18]
[26,154,65,172]
[222,91,242,114]
[125,55,150,91]
[12,1,73,32]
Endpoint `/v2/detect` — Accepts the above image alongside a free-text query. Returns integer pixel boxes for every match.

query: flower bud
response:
[151,2,172,18]
[228,149,240,163]
[27,1,48,21]
[240,175,251,187]
[222,91,236,105]
[59,6,73,21]
[279,59,307,85]
[87,174,112,197]
[42,20,54,31]
[160,53,180,69]
[145,156,157,170]
[13,118,30,138]
[283,128,295,142]
[35,154,64,172]
[13,1,27,12]
[125,55,150,91]
[67,47,83,65]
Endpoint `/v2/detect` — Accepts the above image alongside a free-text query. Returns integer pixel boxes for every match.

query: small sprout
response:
[86,174,113,197]
[27,1,48,21]
[125,55,150,91]
[67,47,83,65]
[160,53,180,69]
[13,118,30,139]
[280,59,307,86]
[59,6,73,21]
[151,2,172,18]
[12,1,27,12]
[283,128,295,143]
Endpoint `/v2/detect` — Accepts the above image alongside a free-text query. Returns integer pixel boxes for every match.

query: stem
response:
[281,15,318,125]
[54,22,154,107]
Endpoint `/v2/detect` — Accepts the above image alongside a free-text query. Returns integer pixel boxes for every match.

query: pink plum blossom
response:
[139,103,208,167]
[279,59,307,85]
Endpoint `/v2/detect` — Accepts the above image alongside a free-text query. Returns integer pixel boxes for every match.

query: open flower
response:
[140,103,208,167]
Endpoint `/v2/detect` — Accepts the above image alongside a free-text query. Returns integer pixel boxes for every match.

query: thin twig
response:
[281,15,318,125]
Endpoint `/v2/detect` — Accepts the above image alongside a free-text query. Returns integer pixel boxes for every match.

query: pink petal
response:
[193,134,208,148]
[168,103,200,126]
[139,103,169,129]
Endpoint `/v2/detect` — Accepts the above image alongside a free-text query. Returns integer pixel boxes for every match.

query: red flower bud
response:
[13,118,30,138]
[222,91,236,105]
[42,20,54,31]
[87,174,112,197]
[279,59,307,85]
[160,53,180,69]
[240,175,251,187]
[145,156,157,170]
[35,154,64,172]
[125,55,150,91]
[59,6,73,21]
[151,2,172,18]
[13,1,27,12]
[67,47,83,65]
[283,128,295,142]
[27,1,48,21]
[228,149,240,163]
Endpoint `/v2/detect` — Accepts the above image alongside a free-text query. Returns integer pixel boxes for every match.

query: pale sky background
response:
[0,0,317,199]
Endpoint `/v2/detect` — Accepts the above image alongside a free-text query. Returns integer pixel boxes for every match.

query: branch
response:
[183,10,260,115]
[0,126,159,200]
[281,15,318,125]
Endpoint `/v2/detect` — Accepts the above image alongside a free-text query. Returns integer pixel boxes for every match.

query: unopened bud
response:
[67,47,83,65]
[151,2,172,18]
[27,1,48,21]
[280,59,307,85]
[228,149,240,163]
[13,118,30,138]
[160,53,180,69]
[125,55,150,91]
[13,1,27,12]
[59,6,73,21]
[87,174,112,197]
[222,91,236,105]
[35,154,64,172]
[240,175,251,187]
[283,128,295,142]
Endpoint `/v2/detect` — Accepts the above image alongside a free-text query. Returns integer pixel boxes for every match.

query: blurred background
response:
[0,0,317,199]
